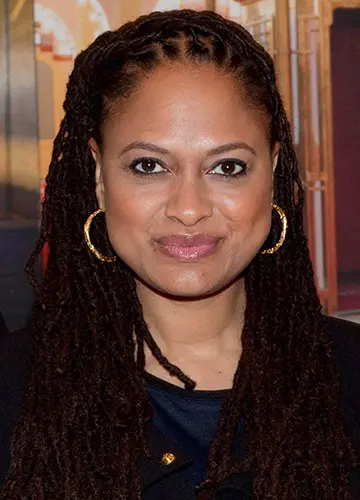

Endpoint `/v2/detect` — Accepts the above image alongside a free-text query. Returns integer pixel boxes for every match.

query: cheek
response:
[218,175,273,256]
[102,181,163,245]
[221,178,272,226]
[106,194,143,233]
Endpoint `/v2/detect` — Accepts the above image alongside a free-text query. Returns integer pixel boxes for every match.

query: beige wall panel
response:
[8,0,39,218]
[0,0,9,216]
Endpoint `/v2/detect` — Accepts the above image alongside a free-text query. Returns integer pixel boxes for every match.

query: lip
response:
[154,234,222,261]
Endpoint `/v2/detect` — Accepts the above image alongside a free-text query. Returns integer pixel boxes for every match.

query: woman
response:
[0,8,359,500]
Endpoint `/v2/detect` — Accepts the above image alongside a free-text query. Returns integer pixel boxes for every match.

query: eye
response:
[131,158,166,175]
[209,160,248,177]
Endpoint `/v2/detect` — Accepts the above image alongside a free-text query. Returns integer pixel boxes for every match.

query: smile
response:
[154,234,222,262]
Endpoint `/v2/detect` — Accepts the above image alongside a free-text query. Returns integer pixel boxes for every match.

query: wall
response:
[0,0,40,330]
[331,8,360,274]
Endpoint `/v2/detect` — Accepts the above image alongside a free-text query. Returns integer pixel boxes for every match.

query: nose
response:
[165,178,213,227]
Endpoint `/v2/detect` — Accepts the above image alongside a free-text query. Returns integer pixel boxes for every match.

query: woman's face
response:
[91,63,277,298]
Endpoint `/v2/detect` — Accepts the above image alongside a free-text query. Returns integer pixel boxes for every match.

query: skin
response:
[90,63,278,389]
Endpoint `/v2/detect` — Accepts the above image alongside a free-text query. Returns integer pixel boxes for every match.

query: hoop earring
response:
[84,208,116,263]
[260,203,287,255]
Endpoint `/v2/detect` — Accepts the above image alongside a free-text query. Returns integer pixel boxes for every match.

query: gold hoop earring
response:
[84,208,116,263]
[260,203,287,255]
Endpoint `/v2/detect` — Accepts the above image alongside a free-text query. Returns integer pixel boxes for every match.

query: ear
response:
[89,138,105,209]
[271,143,280,200]
[272,142,280,174]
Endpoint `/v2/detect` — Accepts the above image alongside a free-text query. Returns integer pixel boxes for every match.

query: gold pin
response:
[161,452,176,466]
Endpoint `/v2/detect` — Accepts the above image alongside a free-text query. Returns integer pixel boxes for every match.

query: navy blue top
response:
[146,373,229,486]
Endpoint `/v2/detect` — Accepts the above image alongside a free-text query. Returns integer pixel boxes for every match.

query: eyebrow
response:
[120,141,169,156]
[207,141,257,157]
[119,140,257,157]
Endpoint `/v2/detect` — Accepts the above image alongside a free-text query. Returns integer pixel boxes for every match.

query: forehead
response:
[102,63,269,152]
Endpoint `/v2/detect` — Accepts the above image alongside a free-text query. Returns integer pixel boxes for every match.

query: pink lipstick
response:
[154,234,221,261]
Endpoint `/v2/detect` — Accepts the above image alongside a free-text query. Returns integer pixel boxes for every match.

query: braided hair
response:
[1,9,353,499]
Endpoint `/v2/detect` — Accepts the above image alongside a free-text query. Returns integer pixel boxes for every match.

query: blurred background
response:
[0,0,359,330]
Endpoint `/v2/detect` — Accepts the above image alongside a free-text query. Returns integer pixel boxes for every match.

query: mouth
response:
[153,234,222,261]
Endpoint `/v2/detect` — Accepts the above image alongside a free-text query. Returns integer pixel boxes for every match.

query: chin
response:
[147,271,233,299]
[158,286,219,300]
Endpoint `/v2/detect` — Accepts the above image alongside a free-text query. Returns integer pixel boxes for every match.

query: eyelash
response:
[127,157,249,180]
[127,157,167,176]
[209,158,249,179]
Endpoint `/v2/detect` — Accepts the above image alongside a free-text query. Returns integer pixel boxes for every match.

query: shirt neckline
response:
[145,372,231,400]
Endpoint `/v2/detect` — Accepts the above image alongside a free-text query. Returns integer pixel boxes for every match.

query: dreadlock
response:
[1,9,354,500]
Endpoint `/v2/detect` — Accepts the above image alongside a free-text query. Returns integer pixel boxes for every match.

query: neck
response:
[136,279,246,389]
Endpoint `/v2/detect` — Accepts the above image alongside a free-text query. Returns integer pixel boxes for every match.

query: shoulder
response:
[324,315,360,408]
[323,315,360,453]
[0,326,31,416]
[0,327,32,387]
[323,315,360,373]
[0,327,32,485]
